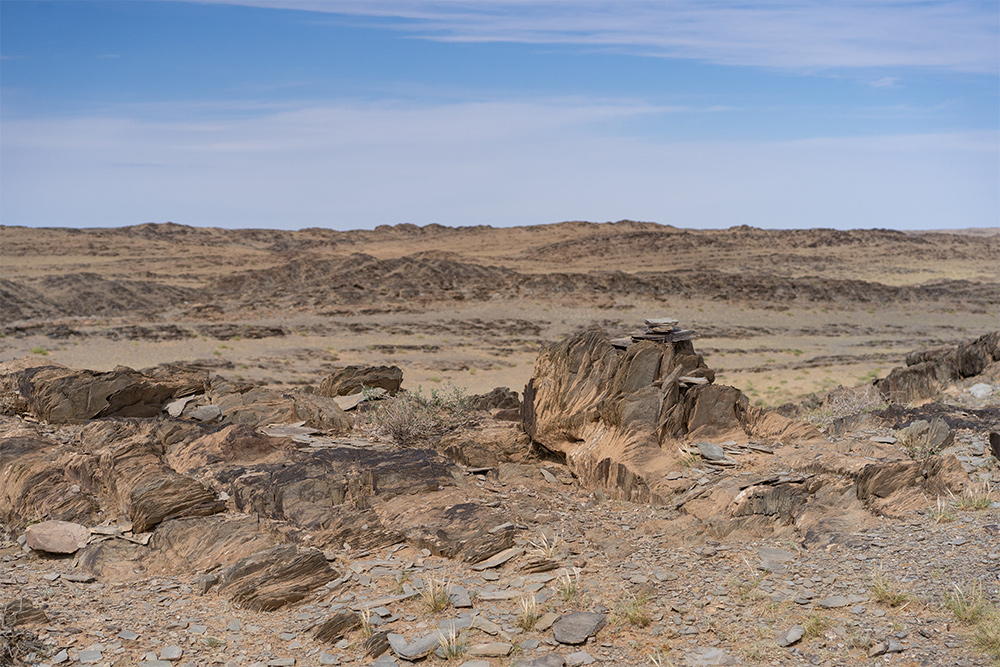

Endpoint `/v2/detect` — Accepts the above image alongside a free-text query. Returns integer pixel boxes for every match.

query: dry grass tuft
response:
[421,579,451,614]
[953,481,995,511]
[869,565,913,608]
[517,595,540,631]
[945,582,991,624]
[616,591,651,628]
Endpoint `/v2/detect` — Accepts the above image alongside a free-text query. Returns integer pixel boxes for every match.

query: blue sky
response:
[1,1,997,230]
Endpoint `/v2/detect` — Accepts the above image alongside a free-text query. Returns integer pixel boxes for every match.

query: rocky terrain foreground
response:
[2,320,999,667]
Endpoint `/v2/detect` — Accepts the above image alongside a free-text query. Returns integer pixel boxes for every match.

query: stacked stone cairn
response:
[610,316,699,350]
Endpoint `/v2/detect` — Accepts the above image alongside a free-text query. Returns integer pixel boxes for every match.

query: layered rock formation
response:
[520,326,975,545]
[876,331,1000,404]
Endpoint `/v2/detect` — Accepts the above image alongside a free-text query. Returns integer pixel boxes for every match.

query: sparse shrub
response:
[437,625,466,659]
[846,629,874,651]
[365,384,474,446]
[972,610,1000,659]
[805,385,887,429]
[802,613,830,638]
[557,568,584,605]
[648,649,676,667]
[928,496,956,523]
[359,607,374,638]
[528,531,561,560]
[737,641,779,662]
[730,557,767,602]
[29,346,48,356]
[394,568,413,595]
[953,482,995,511]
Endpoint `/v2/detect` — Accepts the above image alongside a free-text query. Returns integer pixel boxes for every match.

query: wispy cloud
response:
[3,99,995,230]
[869,76,900,88]
[184,0,999,73]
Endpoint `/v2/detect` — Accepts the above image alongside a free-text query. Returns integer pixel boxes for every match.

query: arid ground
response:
[2,221,997,407]
[2,222,999,667]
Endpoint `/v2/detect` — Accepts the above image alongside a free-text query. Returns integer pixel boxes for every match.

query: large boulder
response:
[318,365,403,397]
[876,331,1000,404]
[24,520,90,554]
[0,360,205,423]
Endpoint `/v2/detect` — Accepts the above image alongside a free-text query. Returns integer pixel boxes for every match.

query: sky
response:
[1,1,997,231]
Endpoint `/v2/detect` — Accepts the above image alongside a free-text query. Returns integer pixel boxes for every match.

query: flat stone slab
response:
[513,656,566,667]
[476,590,521,601]
[468,643,513,657]
[552,612,606,645]
[696,442,725,461]
[388,632,443,660]
[160,645,183,661]
[758,547,796,562]
[684,647,738,666]
[776,625,804,647]
[472,616,501,635]
[78,650,103,664]
[567,651,595,666]
[471,547,522,571]
[817,594,868,608]
[448,584,473,608]
[24,521,90,554]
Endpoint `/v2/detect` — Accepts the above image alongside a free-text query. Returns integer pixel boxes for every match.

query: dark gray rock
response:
[551,612,606,645]
[776,624,804,647]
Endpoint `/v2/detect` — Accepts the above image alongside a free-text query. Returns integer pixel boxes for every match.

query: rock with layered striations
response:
[855,455,967,517]
[521,328,816,503]
[0,361,205,423]
[876,331,1000,404]
[0,432,101,528]
[551,612,606,645]
[319,365,403,397]
[217,544,338,611]
[211,381,351,432]
[78,420,224,532]
[470,387,520,411]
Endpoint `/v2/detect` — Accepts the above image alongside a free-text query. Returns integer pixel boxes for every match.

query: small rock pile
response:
[610,317,699,349]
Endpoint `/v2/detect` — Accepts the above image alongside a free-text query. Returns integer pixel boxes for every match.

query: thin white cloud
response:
[2,100,996,230]
[183,0,999,73]
[869,77,900,88]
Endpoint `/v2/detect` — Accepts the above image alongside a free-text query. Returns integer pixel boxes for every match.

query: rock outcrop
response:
[210,381,351,432]
[876,331,1000,404]
[520,325,971,543]
[0,361,205,423]
[521,328,815,503]
[318,365,404,397]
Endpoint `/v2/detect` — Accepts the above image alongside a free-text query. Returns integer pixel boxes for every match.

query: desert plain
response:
[1,221,999,667]
[1,221,997,406]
